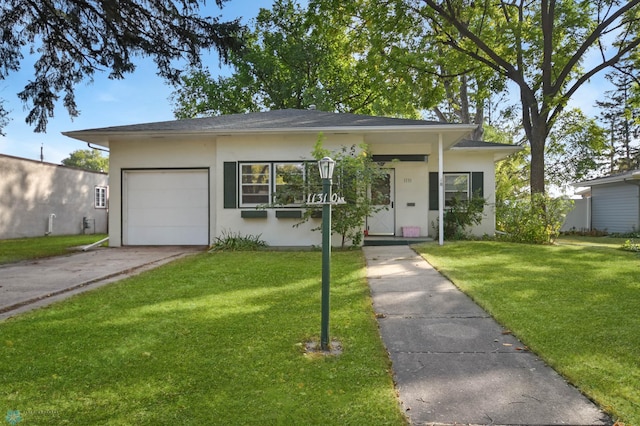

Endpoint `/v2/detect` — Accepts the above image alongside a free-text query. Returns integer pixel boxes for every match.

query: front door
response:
[367,170,395,235]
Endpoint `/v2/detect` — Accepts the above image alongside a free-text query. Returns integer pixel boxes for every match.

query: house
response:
[569,169,640,234]
[0,154,108,239]
[62,109,520,247]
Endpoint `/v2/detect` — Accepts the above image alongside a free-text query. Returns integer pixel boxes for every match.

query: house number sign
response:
[306,192,347,205]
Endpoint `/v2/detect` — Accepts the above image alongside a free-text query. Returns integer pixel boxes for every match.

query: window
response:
[274,163,305,205]
[240,163,271,206]
[95,186,107,209]
[444,174,469,206]
[429,172,483,211]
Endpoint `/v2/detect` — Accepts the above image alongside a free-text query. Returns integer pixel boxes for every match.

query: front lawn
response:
[0,234,107,265]
[0,251,406,425]
[415,238,640,425]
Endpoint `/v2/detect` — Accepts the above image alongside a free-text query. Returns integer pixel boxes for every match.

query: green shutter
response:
[471,172,484,199]
[223,162,237,208]
[429,172,438,211]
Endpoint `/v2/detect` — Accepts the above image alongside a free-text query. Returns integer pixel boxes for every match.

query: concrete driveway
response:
[0,246,204,321]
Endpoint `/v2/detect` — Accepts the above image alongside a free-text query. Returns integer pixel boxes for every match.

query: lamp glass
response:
[318,157,335,179]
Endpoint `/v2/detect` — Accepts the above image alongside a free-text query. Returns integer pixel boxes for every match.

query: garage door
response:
[123,169,209,245]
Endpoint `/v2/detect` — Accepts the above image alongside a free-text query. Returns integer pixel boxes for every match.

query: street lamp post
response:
[318,156,335,351]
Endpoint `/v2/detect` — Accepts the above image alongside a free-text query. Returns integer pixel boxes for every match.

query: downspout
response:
[45,213,56,236]
[438,133,444,246]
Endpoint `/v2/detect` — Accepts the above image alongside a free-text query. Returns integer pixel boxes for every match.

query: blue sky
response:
[0,1,277,164]
[0,0,610,164]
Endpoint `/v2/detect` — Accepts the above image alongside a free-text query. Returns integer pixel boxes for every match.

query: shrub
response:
[432,193,486,240]
[610,227,640,239]
[496,193,573,244]
[622,239,640,253]
[209,230,267,251]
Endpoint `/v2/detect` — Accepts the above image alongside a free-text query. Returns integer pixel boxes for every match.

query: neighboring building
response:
[63,109,520,247]
[570,170,640,234]
[0,154,108,239]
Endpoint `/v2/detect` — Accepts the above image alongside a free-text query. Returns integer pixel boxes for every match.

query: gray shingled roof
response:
[73,109,445,133]
[573,169,640,186]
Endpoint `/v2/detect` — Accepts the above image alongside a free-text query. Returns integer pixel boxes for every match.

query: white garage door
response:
[124,169,209,245]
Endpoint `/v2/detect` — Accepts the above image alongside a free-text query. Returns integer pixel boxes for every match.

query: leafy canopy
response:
[312,0,640,194]
[172,0,420,118]
[0,0,244,133]
[61,149,109,172]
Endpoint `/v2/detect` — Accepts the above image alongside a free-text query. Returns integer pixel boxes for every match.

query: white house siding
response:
[365,142,433,237]
[108,137,216,246]
[215,134,357,247]
[427,150,497,237]
[0,155,108,239]
[591,183,640,233]
[107,132,500,247]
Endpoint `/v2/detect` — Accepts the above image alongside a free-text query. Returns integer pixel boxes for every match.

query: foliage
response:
[0,0,243,133]
[596,60,640,173]
[271,135,386,248]
[545,109,607,187]
[415,239,640,424]
[610,228,640,239]
[622,239,640,252]
[61,149,109,172]
[0,251,406,424]
[309,138,387,248]
[313,0,640,195]
[432,193,486,240]
[172,0,420,118]
[0,234,108,265]
[496,193,573,244]
[209,230,267,251]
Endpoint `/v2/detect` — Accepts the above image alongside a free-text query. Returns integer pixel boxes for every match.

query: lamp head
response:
[318,157,335,179]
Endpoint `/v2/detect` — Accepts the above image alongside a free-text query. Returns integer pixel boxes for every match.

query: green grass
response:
[0,251,406,425]
[0,234,108,265]
[414,237,640,425]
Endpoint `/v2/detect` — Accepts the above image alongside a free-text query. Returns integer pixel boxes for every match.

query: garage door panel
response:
[128,207,208,227]
[129,190,208,209]
[124,170,209,245]
[127,226,207,246]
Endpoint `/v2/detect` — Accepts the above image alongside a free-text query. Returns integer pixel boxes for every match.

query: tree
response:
[172,0,420,118]
[61,149,109,172]
[1,0,243,133]
[313,0,640,195]
[271,135,386,248]
[596,63,640,173]
[545,109,607,187]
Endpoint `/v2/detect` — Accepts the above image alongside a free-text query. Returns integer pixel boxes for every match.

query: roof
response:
[70,109,446,133]
[62,109,478,147]
[572,169,640,187]
[61,109,518,159]
[450,139,522,161]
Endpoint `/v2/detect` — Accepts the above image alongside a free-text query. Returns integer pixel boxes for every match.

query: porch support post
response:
[438,133,444,246]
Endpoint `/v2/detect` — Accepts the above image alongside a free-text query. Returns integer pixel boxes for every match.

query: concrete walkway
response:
[363,245,611,426]
[0,246,202,321]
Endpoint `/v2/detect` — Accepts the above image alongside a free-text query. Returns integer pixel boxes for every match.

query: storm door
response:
[366,170,395,235]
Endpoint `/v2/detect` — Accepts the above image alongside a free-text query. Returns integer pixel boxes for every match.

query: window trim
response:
[95,186,107,209]
[239,162,272,207]
[443,173,470,207]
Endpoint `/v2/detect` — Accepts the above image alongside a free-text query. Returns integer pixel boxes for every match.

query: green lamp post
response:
[318,156,335,351]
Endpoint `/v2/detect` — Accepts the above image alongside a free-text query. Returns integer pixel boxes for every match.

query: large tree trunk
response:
[529,121,547,195]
